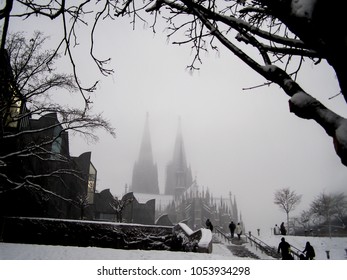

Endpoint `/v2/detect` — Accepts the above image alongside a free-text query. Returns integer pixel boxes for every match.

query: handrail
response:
[214,226,232,243]
[248,233,303,259]
[215,227,281,259]
[288,243,302,259]
[246,232,281,259]
[214,228,302,260]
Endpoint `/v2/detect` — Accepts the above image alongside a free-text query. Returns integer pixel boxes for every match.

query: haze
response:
[9,12,347,233]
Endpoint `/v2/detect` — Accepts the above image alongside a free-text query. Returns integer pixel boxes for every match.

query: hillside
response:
[244,233,347,260]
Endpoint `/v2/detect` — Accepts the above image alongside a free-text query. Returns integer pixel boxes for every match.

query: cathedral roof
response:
[131,113,159,194]
[171,117,188,170]
[165,117,193,195]
[137,112,154,164]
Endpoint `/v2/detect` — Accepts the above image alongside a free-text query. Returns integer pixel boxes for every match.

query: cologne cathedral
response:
[130,114,242,232]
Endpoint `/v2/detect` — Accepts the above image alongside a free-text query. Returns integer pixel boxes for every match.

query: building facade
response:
[0,50,96,220]
[168,181,241,231]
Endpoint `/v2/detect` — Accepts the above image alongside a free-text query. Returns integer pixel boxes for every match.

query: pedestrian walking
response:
[302,241,315,260]
[229,221,236,238]
[205,218,213,232]
[277,237,293,260]
[235,222,242,240]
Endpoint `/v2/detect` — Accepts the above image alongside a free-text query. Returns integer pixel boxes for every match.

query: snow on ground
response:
[1,233,347,260]
[0,242,248,260]
[1,234,346,280]
[249,233,347,260]
[0,243,254,261]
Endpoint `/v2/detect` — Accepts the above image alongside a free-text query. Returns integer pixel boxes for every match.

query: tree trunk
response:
[263,0,347,100]
[286,212,290,235]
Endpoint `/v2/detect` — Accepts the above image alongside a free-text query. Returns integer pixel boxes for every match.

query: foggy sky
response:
[8,10,347,233]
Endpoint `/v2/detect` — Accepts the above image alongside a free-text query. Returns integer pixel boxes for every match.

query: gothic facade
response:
[129,114,242,230]
[166,181,240,231]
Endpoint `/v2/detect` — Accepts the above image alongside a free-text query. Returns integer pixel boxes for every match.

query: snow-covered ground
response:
[1,233,346,260]
[1,234,346,280]
[0,242,237,260]
[244,233,347,260]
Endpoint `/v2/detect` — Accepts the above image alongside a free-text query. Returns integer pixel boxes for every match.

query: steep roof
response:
[165,117,192,196]
[131,113,159,194]
[137,112,154,164]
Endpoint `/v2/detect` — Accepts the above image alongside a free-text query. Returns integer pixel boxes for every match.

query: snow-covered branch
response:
[144,0,347,166]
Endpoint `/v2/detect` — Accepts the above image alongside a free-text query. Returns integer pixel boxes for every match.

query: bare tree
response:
[274,187,302,234]
[310,192,347,237]
[110,196,134,223]
[75,193,90,220]
[295,210,312,231]
[144,0,347,166]
[0,0,115,108]
[2,1,347,165]
[0,32,115,216]
[332,193,347,228]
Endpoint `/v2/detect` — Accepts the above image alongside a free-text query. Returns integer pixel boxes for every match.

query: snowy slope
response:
[247,233,347,260]
[1,234,346,260]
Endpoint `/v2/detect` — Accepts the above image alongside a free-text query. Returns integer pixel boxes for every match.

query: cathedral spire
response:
[172,116,187,171]
[165,117,192,197]
[131,113,159,194]
[138,112,153,164]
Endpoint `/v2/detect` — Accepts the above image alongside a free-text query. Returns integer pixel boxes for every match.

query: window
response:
[5,94,22,128]
[87,163,97,204]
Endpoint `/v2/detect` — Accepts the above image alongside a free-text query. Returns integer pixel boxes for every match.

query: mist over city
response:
[6,8,346,233]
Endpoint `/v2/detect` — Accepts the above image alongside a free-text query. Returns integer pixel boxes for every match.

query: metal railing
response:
[214,227,233,244]
[215,227,281,259]
[248,232,305,259]
[246,232,281,259]
[214,227,306,260]
[288,243,302,259]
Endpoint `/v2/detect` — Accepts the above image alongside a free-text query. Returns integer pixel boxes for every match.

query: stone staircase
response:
[213,232,260,259]
[226,244,261,259]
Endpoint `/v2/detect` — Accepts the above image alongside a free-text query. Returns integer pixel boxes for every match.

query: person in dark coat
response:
[303,241,315,260]
[229,221,236,238]
[206,218,213,232]
[280,222,287,235]
[277,237,292,260]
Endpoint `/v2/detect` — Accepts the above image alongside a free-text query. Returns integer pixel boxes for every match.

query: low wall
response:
[0,217,173,250]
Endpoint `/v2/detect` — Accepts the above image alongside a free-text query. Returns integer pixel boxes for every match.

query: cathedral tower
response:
[165,118,193,197]
[131,113,159,194]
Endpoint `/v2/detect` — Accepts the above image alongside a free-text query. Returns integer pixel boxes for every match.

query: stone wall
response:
[0,217,173,250]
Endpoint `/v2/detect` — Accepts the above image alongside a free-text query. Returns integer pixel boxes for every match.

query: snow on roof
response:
[132,192,174,209]
[178,222,194,235]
